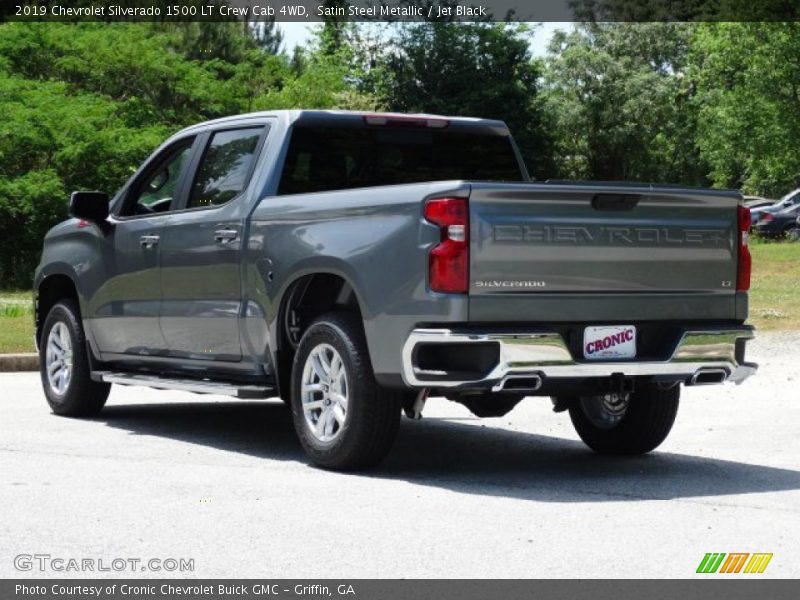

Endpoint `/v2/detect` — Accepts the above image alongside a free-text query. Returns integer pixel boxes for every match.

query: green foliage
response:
[255,39,381,111]
[0,21,378,287]
[0,23,246,123]
[542,22,706,184]
[0,304,29,318]
[0,23,208,286]
[691,23,800,196]
[0,168,65,286]
[0,67,169,285]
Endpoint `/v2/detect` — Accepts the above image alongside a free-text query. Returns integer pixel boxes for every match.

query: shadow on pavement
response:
[94,400,800,503]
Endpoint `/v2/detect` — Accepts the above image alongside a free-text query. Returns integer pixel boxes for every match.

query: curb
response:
[0,353,39,372]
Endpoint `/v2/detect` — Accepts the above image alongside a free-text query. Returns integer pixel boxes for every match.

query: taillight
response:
[760,212,774,223]
[737,205,751,291]
[424,197,468,293]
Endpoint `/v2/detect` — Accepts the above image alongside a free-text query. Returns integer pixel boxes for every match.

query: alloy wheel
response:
[301,343,349,442]
[45,322,73,396]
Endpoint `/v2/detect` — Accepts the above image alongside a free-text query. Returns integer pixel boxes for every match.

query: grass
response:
[0,290,34,354]
[0,243,797,353]
[748,240,800,330]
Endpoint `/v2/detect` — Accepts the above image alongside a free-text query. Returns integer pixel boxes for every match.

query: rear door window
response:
[187,126,265,208]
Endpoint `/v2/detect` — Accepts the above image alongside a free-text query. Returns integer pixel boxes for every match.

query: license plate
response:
[583,325,636,360]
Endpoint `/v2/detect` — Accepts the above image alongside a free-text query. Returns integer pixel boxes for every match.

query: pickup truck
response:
[34,110,757,470]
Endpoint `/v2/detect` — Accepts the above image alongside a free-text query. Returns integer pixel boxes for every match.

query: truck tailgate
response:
[468,183,743,322]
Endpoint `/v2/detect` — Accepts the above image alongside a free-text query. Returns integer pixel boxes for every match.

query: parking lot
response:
[1,332,799,578]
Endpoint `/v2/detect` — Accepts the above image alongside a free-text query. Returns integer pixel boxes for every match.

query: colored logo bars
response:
[696,553,773,574]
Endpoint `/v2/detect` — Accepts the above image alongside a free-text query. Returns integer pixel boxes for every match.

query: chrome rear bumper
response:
[401,327,757,390]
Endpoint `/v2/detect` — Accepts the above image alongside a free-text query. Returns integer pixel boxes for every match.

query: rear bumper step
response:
[402,327,757,390]
[92,372,274,399]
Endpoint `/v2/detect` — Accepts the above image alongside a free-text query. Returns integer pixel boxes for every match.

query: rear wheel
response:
[566,384,679,455]
[290,313,403,470]
[39,299,110,416]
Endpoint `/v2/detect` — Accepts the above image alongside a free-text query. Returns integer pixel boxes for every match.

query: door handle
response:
[214,229,238,243]
[139,234,160,247]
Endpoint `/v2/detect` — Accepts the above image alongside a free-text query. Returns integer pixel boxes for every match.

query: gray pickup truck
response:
[34,110,757,470]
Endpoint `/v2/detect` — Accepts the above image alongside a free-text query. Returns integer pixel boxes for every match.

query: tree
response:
[542,22,706,184]
[250,18,283,55]
[0,23,243,125]
[316,0,352,56]
[0,20,381,286]
[255,22,381,111]
[0,71,168,285]
[690,23,800,195]
[0,22,273,286]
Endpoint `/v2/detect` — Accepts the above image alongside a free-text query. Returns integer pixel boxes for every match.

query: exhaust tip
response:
[689,368,729,386]
[492,373,543,393]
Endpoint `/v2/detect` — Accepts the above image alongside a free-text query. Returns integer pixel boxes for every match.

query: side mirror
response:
[69,191,110,223]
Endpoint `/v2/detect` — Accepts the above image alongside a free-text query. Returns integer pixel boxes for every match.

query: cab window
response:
[187,127,265,208]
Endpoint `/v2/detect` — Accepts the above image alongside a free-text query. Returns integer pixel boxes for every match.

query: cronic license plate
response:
[583,325,636,360]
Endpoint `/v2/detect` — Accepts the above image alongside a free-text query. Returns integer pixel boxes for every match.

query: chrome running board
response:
[93,371,274,399]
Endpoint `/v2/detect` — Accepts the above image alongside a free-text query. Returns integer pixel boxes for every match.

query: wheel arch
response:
[271,268,367,401]
[35,270,81,349]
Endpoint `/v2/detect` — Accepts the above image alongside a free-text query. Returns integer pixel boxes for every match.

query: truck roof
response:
[176,109,510,136]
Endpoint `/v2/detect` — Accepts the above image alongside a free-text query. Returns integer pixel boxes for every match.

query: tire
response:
[567,383,679,455]
[290,312,403,470]
[39,299,110,417]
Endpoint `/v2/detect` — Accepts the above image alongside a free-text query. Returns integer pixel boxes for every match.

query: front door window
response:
[122,141,193,217]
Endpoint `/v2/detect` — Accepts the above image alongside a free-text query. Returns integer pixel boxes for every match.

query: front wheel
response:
[290,313,403,470]
[565,383,680,455]
[39,299,110,416]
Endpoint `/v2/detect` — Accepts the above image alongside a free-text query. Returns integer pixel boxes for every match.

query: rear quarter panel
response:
[247,181,471,380]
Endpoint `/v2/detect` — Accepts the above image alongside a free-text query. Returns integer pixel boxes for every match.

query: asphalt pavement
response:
[1,332,799,578]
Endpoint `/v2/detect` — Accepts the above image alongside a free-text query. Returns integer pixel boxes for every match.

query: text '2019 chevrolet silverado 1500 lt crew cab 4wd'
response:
[35,110,757,470]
